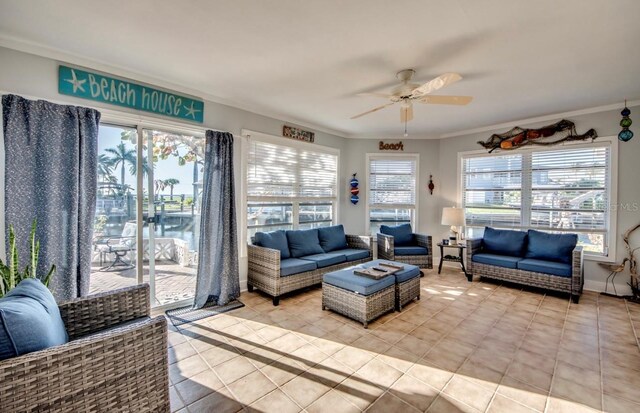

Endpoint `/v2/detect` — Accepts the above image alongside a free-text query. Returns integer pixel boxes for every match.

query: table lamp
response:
[441,207,465,245]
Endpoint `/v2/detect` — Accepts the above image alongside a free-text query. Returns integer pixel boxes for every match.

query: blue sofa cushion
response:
[360,260,421,283]
[0,278,68,361]
[333,248,370,262]
[323,269,395,296]
[280,258,318,276]
[254,230,291,259]
[380,224,414,246]
[394,246,428,256]
[300,253,347,268]
[518,258,572,277]
[318,225,348,252]
[482,227,528,257]
[526,230,577,264]
[286,229,325,258]
[472,253,523,269]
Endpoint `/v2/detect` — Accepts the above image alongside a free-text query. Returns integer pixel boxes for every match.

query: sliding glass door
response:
[90,124,202,307]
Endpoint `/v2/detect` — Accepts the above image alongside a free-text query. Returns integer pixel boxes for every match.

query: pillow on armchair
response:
[380,223,414,246]
[0,278,69,360]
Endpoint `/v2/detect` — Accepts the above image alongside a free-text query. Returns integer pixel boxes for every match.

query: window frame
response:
[365,153,420,236]
[241,129,340,251]
[457,136,618,262]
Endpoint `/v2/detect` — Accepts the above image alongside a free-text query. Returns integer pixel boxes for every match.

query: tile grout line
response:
[408,281,519,412]
[542,294,572,413]
[482,288,549,413]
[343,275,487,411]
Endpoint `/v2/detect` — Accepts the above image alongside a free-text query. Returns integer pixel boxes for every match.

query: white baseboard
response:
[584,279,632,295]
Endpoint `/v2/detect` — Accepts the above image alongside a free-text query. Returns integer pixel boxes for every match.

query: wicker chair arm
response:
[415,234,433,250]
[377,233,395,260]
[247,244,281,272]
[0,316,169,412]
[466,238,483,276]
[58,284,150,341]
[571,245,584,296]
[346,234,373,253]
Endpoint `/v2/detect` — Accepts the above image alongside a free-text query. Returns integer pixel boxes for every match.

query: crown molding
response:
[0,35,349,138]
[440,100,640,139]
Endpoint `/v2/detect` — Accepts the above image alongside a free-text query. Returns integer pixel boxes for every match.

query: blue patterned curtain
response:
[2,94,100,301]
[194,130,240,307]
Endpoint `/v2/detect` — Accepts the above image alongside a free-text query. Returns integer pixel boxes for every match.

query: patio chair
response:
[0,284,169,412]
[94,221,136,271]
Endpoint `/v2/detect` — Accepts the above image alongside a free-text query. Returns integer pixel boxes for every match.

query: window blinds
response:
[369,157,417,207]
[461,143,611,254]
[247,140,337,199]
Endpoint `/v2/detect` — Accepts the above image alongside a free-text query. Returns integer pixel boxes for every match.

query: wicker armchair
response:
[0,284,169,413]
[377,232,433,270]
[248,234,373,305]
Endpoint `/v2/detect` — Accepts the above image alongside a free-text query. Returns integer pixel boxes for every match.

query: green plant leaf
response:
[43,265,56,287]
[9,225,17,290]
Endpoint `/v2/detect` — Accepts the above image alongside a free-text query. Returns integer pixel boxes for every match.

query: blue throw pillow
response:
[254,230,291,259]
[318,225,348,252]
[380,223,414,246]
[286,229,325,258]
[526,229,577,264]
[482,227,528,257]
[0,278,69,360]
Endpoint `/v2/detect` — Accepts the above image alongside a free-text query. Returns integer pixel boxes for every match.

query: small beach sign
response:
[58,65,204,123]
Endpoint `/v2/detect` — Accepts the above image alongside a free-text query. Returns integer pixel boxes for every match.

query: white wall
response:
[2,45,638,294]
[339,138,441,237]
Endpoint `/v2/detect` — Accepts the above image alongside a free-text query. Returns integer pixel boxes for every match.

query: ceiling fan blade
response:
[400,105,414,123]
[410,73,462,98]
[356,92,396,99]
[350,102,395,119]
[418,95,473,105]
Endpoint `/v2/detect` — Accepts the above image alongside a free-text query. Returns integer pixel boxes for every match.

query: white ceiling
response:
[1,0,639,138]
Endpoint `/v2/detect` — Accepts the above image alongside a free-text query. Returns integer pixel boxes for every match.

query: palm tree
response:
[163,178,180,199]
[97,154,115,182]
[103,142,151,187]
[104,142,136,187]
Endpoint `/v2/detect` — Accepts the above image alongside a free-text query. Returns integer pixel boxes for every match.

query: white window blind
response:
[246,138,338,241]
[462,154,523,227]
[247,140,337,199]
[369,157,417,208]
[367,156,418,235]
[461,143,612,255]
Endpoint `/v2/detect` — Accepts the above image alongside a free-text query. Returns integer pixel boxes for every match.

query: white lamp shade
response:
[441,207,465,226]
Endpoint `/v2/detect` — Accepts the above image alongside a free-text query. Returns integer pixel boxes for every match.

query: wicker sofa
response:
[377,224,433,269]
[466,227,584,303]
[0,284,169,413]
[248,226,373,305]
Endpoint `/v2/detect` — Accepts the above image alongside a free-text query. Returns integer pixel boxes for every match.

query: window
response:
[367,155,418,235]
[246,138,338,241]
[461,141,614,256]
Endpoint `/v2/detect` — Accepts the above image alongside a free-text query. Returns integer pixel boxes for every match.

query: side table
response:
[437,242,471,281]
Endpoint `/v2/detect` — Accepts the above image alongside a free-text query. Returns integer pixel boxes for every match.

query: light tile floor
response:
[166,267,640,413]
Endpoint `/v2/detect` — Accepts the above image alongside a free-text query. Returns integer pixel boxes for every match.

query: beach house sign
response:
[58,65,204,123]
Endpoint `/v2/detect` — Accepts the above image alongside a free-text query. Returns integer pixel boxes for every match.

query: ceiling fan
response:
[351,69,473,123]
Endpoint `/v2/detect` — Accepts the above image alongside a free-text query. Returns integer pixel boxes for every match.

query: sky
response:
[98,125,199,196]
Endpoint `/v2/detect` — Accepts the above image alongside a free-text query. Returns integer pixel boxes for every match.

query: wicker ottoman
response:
[357,260,421,311]
[322,268,395,328]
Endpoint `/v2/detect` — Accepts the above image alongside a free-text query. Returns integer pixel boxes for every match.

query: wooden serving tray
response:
[354,262,405,280]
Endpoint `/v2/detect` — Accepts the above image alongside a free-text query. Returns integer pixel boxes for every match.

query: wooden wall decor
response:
[477,119,597,153]
[283,125,315,143]
[379,141,404,151]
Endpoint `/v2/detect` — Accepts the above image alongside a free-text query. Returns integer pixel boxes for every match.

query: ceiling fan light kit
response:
[351,69,473,136]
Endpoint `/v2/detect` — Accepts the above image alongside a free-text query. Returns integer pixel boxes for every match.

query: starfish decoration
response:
[64,69,86,93]
[183,101,201,119]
